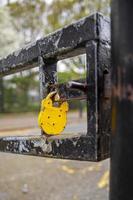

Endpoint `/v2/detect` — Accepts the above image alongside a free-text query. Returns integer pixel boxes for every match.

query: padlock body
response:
[38,106,67,135]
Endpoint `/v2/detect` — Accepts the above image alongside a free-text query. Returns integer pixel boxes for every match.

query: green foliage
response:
[8,0,46,41]
[0,7,22,57]
[4,71,39,112]
[47,0,110,32]
[58,71,80,83]
[58,54,86,85]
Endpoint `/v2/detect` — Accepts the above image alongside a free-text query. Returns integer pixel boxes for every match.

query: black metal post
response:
[110,1,133,199]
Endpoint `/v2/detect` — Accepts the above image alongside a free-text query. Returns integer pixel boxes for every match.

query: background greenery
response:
[0,0,110,113]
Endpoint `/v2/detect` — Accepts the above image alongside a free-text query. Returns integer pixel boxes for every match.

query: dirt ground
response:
[0,113,109,200]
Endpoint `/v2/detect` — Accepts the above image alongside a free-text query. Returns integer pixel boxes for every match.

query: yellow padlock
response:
[38,91,69,135]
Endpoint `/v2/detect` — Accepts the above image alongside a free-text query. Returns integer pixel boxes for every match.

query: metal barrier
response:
[0,13,110,161]
[110,0,133,199]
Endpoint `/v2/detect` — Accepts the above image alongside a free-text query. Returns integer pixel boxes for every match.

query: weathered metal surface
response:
[0,135,96,161]
[0,13,110,77]
[86,40,111,160]
[86,41,98,150]
[0,12,111,161]
[110,0,133,199]
[39,57,57,100]
[66,81,87,92]
[97,42,111,160]
[49,80,87,101]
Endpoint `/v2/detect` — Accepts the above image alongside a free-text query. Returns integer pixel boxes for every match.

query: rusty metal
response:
[0,13,111,161]
[47,80,87,100]
[57,96,86,102]
[110,0,133,199]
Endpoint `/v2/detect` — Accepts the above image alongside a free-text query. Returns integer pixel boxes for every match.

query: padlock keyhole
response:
[53,102,60,107]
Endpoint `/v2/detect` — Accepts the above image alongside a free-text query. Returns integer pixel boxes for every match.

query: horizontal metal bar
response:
[0,134,99,161]
[0,13,110,77]
[48,75,111,101]
[49,80,87,101]
[66,81,87,92]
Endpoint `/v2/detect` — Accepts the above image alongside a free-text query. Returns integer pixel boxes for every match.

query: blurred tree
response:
[7,0,110,40]
[7,0,10,5]
[8,0,46,42]
[0,6,22,113]
[0,7,22,57]
[58,55,86,83]
[2,1,46,112]
[46,0,110,32]
[4,71,39,112]
[0,1,46,112]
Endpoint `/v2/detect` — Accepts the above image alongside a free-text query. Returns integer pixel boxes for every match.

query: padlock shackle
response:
[45,91,59,100]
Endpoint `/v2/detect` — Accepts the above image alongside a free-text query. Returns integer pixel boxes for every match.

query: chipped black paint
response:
[0,13,111,161]
[0,135,96,161]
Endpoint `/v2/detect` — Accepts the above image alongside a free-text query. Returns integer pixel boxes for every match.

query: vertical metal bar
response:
[39,57,57,99]
[39,57,57,134]
[110,1,133,199]
[97,42,111,160]
[86,41,98,159]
